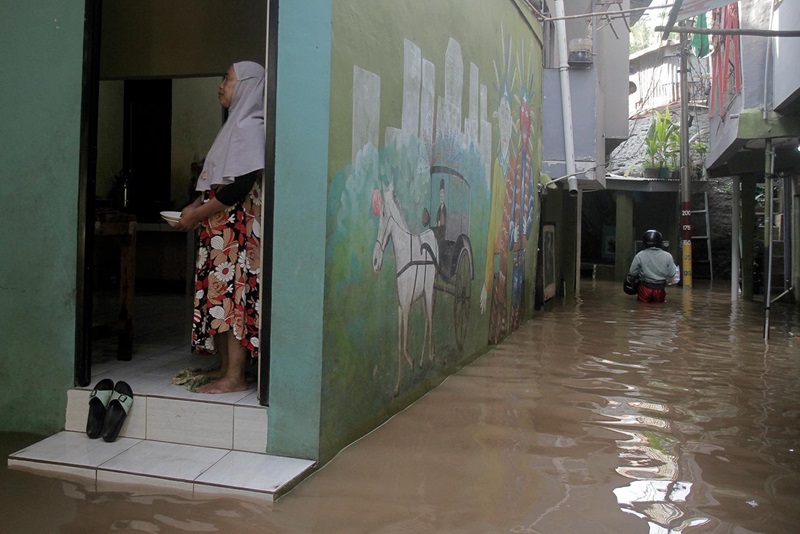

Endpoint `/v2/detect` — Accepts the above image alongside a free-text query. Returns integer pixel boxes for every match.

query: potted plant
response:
[644,109,679,179]
[643,132,661,178]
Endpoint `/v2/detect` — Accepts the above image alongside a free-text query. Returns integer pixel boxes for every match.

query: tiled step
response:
[9,431,315,502]
[65,387,268,452]
[8,386,315,502]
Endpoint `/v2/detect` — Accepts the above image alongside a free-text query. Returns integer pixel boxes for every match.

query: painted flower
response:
[210,229,236,264]
[214,261,235,282]
[237,250,248,270]
[196,247,208,269]
[207,276,230,305]
[210,300,233,331]
[236,276,249,301]
[210,235,225,251]
[246,245,261,274]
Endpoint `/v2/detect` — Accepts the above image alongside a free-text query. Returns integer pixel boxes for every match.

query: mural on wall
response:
[482,30,538,344]
[371,180,439,394]
[327,25,540,397]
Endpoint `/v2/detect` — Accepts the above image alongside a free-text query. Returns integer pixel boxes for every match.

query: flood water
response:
[3,280,800,533]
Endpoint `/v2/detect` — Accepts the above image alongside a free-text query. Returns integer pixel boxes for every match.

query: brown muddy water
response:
[2,280,800,533]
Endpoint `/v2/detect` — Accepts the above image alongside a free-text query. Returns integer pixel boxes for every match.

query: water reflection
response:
[3,281,800,532]
[554,282,799,532]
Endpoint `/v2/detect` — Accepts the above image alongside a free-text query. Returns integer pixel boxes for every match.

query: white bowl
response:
[160,211,181,227]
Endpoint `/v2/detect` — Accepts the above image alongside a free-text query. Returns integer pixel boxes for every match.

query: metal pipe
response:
[771,288,792,304]
[732,176,740,299]
[764,140,774,341]
[655,26,800,37]
[553,0,580,295]
[783,176,791,292]
[544,4,676,23]
[553,0,579,198]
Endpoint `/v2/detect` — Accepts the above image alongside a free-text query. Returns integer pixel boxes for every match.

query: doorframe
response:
[75,0,102,387]
[259,0,279,405]
[76,0,278,406]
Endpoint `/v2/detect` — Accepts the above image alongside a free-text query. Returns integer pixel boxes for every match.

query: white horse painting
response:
[372,182,438,395]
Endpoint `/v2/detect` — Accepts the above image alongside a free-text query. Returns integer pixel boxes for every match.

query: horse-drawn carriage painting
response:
[424,166,474,351]
[326,18,541,402]
[371,166,475,393]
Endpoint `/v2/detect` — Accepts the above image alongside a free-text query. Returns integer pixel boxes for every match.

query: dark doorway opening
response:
[123,79,172,222]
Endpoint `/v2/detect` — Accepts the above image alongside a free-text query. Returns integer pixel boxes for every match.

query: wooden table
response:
[94,214,136,360]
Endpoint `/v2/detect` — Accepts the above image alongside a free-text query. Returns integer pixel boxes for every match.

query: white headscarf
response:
[196,61,265,191]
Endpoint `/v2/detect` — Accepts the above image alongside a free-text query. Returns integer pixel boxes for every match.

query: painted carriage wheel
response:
[453,248,472,351]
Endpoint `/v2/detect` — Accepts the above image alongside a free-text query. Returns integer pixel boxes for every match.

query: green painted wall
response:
[319,0,544,462]
[267,0,331,460]
[0,2,85,433]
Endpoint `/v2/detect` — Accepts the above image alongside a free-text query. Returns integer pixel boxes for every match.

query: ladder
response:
[691,191,713,280]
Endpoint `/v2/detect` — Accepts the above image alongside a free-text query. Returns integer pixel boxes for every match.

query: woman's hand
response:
[173,195,228,231]
[174,205,201,231]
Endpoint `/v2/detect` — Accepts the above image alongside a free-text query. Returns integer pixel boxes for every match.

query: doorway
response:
[77,0,272,405]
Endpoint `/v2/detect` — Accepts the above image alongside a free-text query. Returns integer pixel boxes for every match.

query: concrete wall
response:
[739,0,772,109]
[542,69,598,166]
[100,0,266,79]
[773,0,800,110]
[597,0,631,145]
[0,2,85,434]
[170,78,222,206]
[317,0,544,462]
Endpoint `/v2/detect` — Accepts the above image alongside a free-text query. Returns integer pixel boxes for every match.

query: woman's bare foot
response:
[199,367,225,379]
[196,331,249,394]
[196,375,248,394]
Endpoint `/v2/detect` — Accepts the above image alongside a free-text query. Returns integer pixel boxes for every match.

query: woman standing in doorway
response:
[175,61,264,394]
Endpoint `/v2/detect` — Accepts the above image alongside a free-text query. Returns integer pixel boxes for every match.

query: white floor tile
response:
[146,397,234,448]
[64,389,90,432]
[99,441,228,482]
[233,405,268,452]
[236,390,262,406]
[194,451,315,494]
[9,431,140,468]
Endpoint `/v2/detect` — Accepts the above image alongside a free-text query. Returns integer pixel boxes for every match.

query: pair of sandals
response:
[86,379,134,442]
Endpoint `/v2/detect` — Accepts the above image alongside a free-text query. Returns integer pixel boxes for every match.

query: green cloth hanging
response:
[691,13,710,58]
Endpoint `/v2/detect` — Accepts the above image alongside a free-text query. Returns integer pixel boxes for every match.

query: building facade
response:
[1,0,557,466]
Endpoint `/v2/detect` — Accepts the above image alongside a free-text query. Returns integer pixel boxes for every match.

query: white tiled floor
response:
[88,292,260,405]
[8,293,315,502]
[9,432,315,502]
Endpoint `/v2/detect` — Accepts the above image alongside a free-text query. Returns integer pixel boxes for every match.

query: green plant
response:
[645,109,680,169]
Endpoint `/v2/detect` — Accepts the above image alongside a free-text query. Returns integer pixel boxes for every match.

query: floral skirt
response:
[191,182,262,358]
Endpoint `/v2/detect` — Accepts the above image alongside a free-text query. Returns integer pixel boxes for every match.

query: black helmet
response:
[642,229,663,248]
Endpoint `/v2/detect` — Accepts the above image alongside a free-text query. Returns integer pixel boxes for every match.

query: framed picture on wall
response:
[542,223,556,301]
